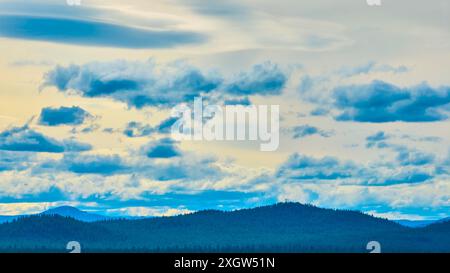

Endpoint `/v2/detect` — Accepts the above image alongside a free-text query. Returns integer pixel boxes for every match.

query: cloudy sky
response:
[0,0,449,220]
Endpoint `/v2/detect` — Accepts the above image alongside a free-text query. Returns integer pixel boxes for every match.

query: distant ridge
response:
[0,202,448,253]
[395,219,437,228]
[40,206,110,222]
[0,206,112,224]
[395,217,450,228]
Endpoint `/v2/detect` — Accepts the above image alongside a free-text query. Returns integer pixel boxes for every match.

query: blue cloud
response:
[145,138,181,158]
[276,153,434,186]
[292,125,332,139]
[381,171,432,185]
[85,79,140,97]
[394,146,435,166]
[63,154,127,175]
[72,124,101,134]
[156,117,179,134]
[0,126,91,153]
[42,60,222,108]
[310,107,330,116]
[225,62,287,96]
[224,97,251,106]
[365,132,435,166]
[367,131,389,142]
[103,128,116,134]
[123,117,181,137]
[150,156,223,181]
[42,60,290,109]
[181,0,249,18]
[62,139,93,152]
[123,122,154,138]
[366,131,390,148]
[39,106,89,126]
[0,151,31,172]
[276,153,356,181]
[401,135,442,143]
[0,15,206,49]
[33,150,222,182]
[337,62,408,77]
[298,75,315,94]
[333,80,450,122]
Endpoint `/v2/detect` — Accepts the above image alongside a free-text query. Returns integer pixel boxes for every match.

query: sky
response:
[0,0,449,220]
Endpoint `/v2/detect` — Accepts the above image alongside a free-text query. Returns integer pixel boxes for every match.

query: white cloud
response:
[106,206,192,217]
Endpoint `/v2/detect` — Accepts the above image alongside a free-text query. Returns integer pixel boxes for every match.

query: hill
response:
[0,206,130,224]
[0,203,448,253]
[41,206,110,222]
[395,219,437,228]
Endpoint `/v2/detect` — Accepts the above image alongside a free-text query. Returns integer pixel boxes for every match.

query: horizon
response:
[0,202,447,222]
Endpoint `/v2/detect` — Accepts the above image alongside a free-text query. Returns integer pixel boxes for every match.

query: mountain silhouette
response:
[395,219,437,228]
[0,203,448,253]
[0,206,111,224]
[40,206,110,222]
[0,206,147,224]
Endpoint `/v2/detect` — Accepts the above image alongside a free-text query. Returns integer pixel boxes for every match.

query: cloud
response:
[71,124,101,134]
[0,126,91,153]
[156,117,179,134]
[180,0,249,18]
[105,206,192,217]
[366,131,390,148]
[381,171,433,185]
[32,153,223,184]
[401,135,442,143]
[365,132,435,166]
[22,141,224,183]
[10,123,229,186]
[394,146,435,166]
[437,153,450,175]
[62,154,128,175]
[123,117,179,137]
[42,60,289,109]
[333,80,450,122]
[337,62,408,77]
[224,62,287,96]
[144,138,181,158]
[291,125,332,139]
[276,153,357,181]
[144,155,224,182]
[42,60,223,108]
[275,153,435,186]
[0,15,206,49]
[62,139,93,152]
[224,97,251,106]
[123,122,154,138]
[0,151,32,172]
[310,107,330,116]
[39,106,90,126]
[299,73,450,123]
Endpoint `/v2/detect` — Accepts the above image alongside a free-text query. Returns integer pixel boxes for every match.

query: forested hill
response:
[0,203,448,253]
